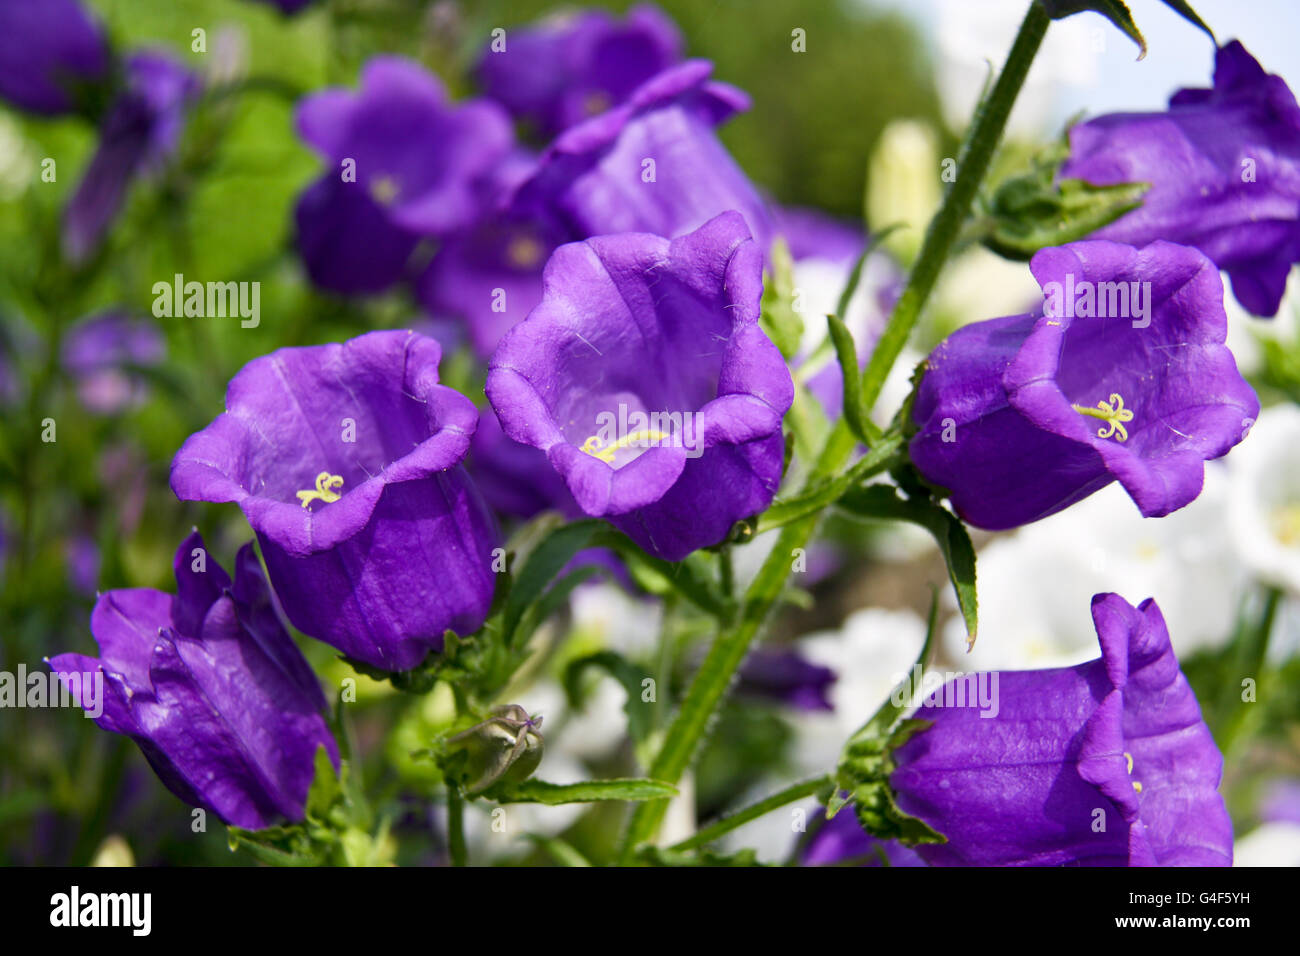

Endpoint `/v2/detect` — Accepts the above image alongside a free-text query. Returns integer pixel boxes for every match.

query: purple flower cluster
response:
[25,4,1278,864]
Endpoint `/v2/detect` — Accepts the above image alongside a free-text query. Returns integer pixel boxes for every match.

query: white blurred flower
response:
[1228,403,1300,595]
[935,0,1098,137]
[1233,822,1300,866]
[931,245,1042,334]
[569,580,663,657]
[791,607,928,777]
[721,607,927,860]
[948,468,1244,671]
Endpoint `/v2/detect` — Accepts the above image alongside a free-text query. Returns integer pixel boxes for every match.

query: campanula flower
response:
[63,51,200,263]
[891,593,1233,866]
[476,4,682,138]
[170,330,499,672]
[60,311,164,414]
[737,648,836,712]
[486,211,792,561]
[1063,41,1300,317]
[415,151,565,355]
[910,240,1259,530]
[513,61,773,250]
[47,532,338,830]
[296,56,512,235]
[0,0,108,116]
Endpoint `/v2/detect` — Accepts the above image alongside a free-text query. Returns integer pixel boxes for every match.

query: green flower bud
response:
[445,705,544,795]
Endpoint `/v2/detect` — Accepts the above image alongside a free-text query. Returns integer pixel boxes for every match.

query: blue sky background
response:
[862,0,1300,128]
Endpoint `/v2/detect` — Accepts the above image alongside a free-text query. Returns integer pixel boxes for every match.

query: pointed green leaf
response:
[838,484,978,649]
[564,650,655,744]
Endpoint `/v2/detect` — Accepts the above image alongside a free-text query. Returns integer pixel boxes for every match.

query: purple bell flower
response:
[513,60,773,251]
[737,648,836,712]
[170,330,500,672]
[293,57,512,296]
[1063,41,1300,317]
[910,239,1258,531]
[0,0,108,115]
[891,593,1233,866]
[486,212,792,562]
[802,808,926,867]
[415,150,565,356]
[63,51,200,263]
[60,311,165,414]
[47,531,338,830]
[476,4,682,138]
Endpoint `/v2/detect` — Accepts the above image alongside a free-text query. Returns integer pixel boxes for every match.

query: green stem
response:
[669,776,829,854]
[858,1,1048,413]
[616,3,1049,862]
[446,784,467,867]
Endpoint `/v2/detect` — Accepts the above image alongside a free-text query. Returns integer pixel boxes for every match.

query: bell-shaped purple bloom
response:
[60,311,165,414]
[487,212,792,562]
[415,151,565,356]
[63,51,200,263]
[1062,41,1300,317]
[170,330,500,672]
[891,593,1233,866]
[737,648,836,712]
[0,0,108,115]
[293,173,423,296]
[513,61,773,251]
[476,4,682,138]
[910,240,1258,531]
[296,56,512,237]
[802,808,926,867]
[47,531,338,831]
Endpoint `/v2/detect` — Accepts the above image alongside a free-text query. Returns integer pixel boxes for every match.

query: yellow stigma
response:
[583,90,612,116]
[580,429,671,464]
[297,471,344,509]
[1072,392,1134,442]
[506,236,545,269]
[1124,752,1143,793]
[369,175,399,205]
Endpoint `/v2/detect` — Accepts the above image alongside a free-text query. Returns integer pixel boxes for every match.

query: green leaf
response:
[503,519,605,643]
[227,826,326,867]
[564,650,655,745]
[1158,0,1215,41]
[759,236,803,359]
[519,833,593,867]
[826,313,879,445]
[981,137,1149,261]
[1036,1,1146,57]
[488,778,678,805]
[638,845,770,867]
[838,484,978,649]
